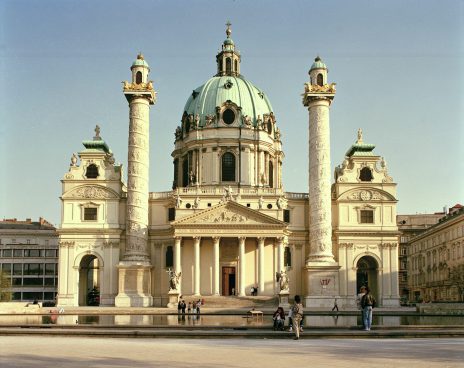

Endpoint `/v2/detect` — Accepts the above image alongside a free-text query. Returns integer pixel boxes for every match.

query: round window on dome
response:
[222,109,235,125]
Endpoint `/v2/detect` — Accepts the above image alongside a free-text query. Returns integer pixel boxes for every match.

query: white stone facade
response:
[57,30,400,308]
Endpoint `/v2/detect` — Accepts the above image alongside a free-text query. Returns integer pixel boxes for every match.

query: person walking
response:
[356,286,367,329]
[361,287,376,331]
[291,295,304,340]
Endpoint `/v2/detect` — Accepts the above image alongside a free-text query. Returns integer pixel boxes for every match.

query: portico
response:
[168,201,288,297]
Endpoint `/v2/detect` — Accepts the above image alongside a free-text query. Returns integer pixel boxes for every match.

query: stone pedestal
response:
[278,290,290,308]
[167,290,180,308]
[304,263,340,308]
[114,262,153,307]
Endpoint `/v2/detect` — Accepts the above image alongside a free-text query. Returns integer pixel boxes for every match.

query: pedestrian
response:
[361,287,376,331]
[272,307,285,331]
[196,299,201,315]
[291,295,304,340]
[356,286,367,329]
[177,300,182,315]
[181,299,186,315]
[331,298,339,312]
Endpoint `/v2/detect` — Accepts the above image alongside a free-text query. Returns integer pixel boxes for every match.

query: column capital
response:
[193,236,201,243]
[257,237,266,245]
[174,236,182,243]
[212,236,221,244]
[238,236,246,243]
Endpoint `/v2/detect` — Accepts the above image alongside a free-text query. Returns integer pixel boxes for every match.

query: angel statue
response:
[167,268,182,291]
[276,269,289,292]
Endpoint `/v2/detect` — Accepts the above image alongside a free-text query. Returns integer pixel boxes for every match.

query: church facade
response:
[57,25,400,308]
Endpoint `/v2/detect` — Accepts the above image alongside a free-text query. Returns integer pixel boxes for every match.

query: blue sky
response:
[0,0,462,226]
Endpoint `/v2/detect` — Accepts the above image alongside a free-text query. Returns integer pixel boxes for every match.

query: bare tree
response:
[0,271,11,302]
[450,265,464,301]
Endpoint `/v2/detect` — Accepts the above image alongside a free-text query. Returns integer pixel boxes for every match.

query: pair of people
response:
[177,299,186,314]
[358,286,376,330]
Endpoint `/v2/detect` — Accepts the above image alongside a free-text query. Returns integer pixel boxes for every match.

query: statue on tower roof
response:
[357,128,363,144]
[94,125,101,140]
[226,21,232,38]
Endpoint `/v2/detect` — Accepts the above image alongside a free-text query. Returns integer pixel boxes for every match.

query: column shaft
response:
[258,237,265,293]
[239,237,246,296]
[174,237,182,293]
[125,97,150,262]
[307,99,335,263]
[194,237,201,295]
[277,237,285,272]
[213,237,220,295]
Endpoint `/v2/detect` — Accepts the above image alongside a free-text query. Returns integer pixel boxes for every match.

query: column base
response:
[114,261,153,307]
[167,290,180,308]
[381,297,400,307]
[304,262,340,308]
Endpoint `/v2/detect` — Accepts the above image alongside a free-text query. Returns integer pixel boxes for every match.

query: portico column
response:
[213,237,220,295]
[193,236,201,295]
[258,237,265,293]
[277,237,285,273]
[174,236,182,293]
[239,237,246,296]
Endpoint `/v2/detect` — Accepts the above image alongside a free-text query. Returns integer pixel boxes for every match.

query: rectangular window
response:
[84,207,98,221]
[13,264,22,275]
[44,277,55,286]
[24,263,42,276]
[360,210,374,224]
[13,249,22,257]
[12,277,22,286]
[45,249,56,258]
[25,249,41,257]
[23,278,44,286]
[2,249,12,257]
[284,247,292,267]
[2,263,11,275]
[168,208,175,222]
[44,292,56,300]
[23,292,43,300]
[12,292,21,301]
[44,264,55,275]
[283,209,290,223]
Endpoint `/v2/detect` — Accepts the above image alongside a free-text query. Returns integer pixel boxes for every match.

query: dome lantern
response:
[216,21,241,77]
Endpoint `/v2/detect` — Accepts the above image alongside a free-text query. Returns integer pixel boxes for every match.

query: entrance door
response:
[356,256,378,298]
[222,267,236,296]
[78,255,100,306]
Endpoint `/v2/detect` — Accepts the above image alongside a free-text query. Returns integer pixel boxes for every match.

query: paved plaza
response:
[0,336,463,367]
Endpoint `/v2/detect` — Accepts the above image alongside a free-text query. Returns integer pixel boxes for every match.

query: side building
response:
[0,218,59,302]
[397,213,443,303]
[408,205,464,302]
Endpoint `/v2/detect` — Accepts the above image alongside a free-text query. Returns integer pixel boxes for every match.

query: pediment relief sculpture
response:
[337,188,396,202]
[63,185,120,199]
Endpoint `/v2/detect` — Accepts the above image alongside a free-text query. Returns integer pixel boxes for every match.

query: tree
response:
[450,265,464,301]
[0,271,12,302]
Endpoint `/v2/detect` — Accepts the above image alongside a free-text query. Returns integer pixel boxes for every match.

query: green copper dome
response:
[223,38,234,45]
[183,75,274,127]
[310,56,327,71]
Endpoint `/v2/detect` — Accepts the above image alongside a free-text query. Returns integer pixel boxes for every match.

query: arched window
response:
[222,152,236,182]
[182,157,189,187]
[226,58,232,74]
[359,167,373,182]
[234,59,238,73]
[317,73,323,86]
[85,164,99,179]
[268,161,274,188]
[165,246,173,268]
[136,71,143,84]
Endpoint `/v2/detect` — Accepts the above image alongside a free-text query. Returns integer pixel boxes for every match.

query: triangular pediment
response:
[172,201,286,227]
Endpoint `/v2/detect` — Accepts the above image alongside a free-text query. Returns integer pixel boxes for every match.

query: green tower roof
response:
[310,56,327,71]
